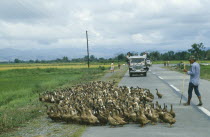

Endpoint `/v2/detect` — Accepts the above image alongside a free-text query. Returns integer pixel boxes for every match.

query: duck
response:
[86,109,100,125]
[170,104,176,118]
[143,95,153,102]
[150,109,159,125]
[112,109,127,126]
[97,110,108,125]
[48,109,61,121]
[108,112,120,127]
[80,108,89,124]
[163,112,176,127]
[138,109,150,127]
[71,110,81,124]
[62,109,72,123]
[129,107,136,122]
[156,89,163,99]
[39,81,176,128]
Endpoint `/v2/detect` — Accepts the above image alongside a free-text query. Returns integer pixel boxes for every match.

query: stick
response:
[180,63,186,105]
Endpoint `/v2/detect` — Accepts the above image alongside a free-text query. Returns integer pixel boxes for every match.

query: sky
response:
[0,0,210,56]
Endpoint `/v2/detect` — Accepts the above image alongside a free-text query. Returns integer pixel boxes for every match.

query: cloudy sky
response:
[0,0,210,56]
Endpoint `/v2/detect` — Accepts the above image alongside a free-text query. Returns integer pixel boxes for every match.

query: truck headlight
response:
[129,67,135,71]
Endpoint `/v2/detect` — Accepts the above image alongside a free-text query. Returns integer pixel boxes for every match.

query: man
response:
[126,52,131,67]
[110,62,114,73]
[183,56,203,106]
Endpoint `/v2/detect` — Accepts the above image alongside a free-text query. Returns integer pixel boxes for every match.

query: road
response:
[82,65,210,137]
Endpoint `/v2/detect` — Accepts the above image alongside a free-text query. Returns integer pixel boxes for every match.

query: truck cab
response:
[128,55,149,77]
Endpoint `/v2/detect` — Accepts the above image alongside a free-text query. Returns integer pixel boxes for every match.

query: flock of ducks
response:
[39,81,176,127]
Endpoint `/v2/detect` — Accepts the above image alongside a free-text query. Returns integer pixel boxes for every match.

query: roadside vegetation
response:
[0,64,128,137]
[0,62,125,71]
[165,63,210,81]
[0,67,105,133]
[152,60,210,65]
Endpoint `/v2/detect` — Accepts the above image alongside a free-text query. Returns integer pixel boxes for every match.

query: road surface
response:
[82,64,210,137]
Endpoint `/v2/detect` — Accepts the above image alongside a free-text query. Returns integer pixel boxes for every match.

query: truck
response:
[128,54,149,77]
[146,59,152,66]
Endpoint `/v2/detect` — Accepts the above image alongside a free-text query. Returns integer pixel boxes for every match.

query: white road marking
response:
[198,107,210,117]
[154,72,210,118]
[149,70,151,72]
[170,84,181,92]
[158,76,163,79]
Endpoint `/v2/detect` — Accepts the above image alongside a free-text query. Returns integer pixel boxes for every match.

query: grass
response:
[199,65,210,81]
[152,60,210,64]
[0,67,106,133]
[166,63,210,81]
[109,66,128,85]
[0,62,125,71]
[0,63,128,137]
[70,126,87,137]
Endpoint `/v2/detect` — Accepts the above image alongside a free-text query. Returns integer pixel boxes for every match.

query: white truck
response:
[146,59,152,66]
[128,54,149,77]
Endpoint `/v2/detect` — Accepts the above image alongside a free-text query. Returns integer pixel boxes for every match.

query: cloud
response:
[0,0,210,57]
[131,32,163,44]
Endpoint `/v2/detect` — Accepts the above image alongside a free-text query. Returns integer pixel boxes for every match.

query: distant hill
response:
[1,47,209,62]
[0,47,128,61]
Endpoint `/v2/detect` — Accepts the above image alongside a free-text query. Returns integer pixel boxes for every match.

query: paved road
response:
[82,65,210,137]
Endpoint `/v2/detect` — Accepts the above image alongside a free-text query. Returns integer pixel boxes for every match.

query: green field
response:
[153,60,210,65]
[0,67,106,133]
[0,62,115,71]
[166,64,210,81]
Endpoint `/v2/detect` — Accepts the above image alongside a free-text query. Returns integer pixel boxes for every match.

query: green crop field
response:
[166,64,210,81]
[199,65,210,81]
[0,62,118,71]
[0,66,106,133]
[152,60,210,65]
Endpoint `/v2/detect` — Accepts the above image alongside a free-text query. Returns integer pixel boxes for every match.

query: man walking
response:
[183,56,203,106]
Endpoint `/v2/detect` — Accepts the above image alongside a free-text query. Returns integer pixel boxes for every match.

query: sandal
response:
[183,102,190,106]
[197,103,203,106]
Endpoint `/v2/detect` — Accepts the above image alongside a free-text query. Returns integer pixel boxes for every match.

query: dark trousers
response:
[188,82,201,99]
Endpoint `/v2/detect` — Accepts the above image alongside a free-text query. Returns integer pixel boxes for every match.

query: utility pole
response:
[86,30,90,68]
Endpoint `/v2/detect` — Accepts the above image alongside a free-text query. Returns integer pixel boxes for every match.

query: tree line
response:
[8,43,210,63]
[147,43,209,61]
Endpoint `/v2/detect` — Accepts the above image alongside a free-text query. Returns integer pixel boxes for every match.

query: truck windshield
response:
[131,58,144,63]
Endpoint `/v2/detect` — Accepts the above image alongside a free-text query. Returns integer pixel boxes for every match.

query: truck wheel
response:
[129,73,132,77]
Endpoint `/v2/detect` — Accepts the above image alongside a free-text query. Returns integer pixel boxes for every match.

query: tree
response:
[188,43,205,60]
[84,55,89,62]
[205,50,210,60]
[14,58,21,63]
[174,51,189,60]
[62,56,69,62]
[90,55,97,62]
[116,54,126,61]
[168,51,175,60]
[29,60,34,63]
[35,59,40,63]
[149,51,161,61]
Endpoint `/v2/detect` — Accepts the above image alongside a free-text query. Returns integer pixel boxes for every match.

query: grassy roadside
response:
[0,67,105,133]
[100,65,128,84]
[165,64,210,81]
[0,65,128,137]
[153,60,210,64]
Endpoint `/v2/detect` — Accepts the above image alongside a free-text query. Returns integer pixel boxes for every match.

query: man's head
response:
[188,55,196,64]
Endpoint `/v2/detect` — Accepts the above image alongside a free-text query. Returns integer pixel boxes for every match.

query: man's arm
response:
[187,65,196,76]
